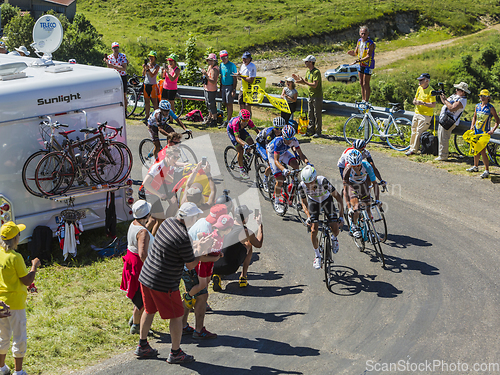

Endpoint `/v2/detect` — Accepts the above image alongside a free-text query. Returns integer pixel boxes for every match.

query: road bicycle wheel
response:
[139,138,156,168]
[323,231,333,289]
[35,151,75,196]
[453,134,470,157]
[343,115,373,145]
[294,193,308,226]
[367,217,386,267]
[255,163,270,199]
[372,207,387,243]
[22,150,48,197]
[175,93,184,117]
[267,173,276,201]
[352,217,365,252]
[487,142,499,166]
[176,144,198,165]
[126,87,137,118]
[386,117,411,151]
[94,143,125,184]
[224,146,241,179]
[111,142,133,183]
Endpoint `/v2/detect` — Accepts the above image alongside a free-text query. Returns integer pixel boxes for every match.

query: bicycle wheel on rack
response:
[323,231,333,289]
[367,217,386,267]
[256,163,270,199]
[386,117,411,151]
[110,141,133,183]
[94,143,125,184]
[136,91,146,117]
[487,142,499,166]
[126,87,137,118]
[35,151,75,196]
[22,150,48,197]
[175,93,184,117]
[453,133,470,157]
[224,146,241,179]
[139,138,156,168]
[176,144,197,165]
[372,207,387,243]
[343,115,373,145]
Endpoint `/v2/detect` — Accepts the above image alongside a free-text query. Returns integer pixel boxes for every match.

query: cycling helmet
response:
[159,100,171,111]
[353,139,367,150]
[301,165,317,184]
[239,109,251,120]
[272,117,286,128]
[282,125,296,140]
[347,149,363,166]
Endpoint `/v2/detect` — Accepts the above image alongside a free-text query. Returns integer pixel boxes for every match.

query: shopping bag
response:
[298,99,308,135]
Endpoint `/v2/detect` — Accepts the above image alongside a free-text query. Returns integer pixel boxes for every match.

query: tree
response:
[3,13,35,53]
[0,3,19,29]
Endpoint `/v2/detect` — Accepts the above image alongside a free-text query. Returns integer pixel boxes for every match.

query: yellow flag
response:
[261,89,291,114]
[242,77,267,104]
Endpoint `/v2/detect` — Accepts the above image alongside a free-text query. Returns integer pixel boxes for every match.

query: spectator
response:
[219,50,238,127]
[135,202,212,364]
[347,26,375,103]
[10,46,30,57]
[280,77,298,124]
[0,42,7,54]
[142,51,160,121]
[68,59,76,64]
[406,73,436,156]
[235,51,256,116]
[162,54,181,113]
[188,204,228,244]
[466,89,500,178]
[215,190,234,216]
[212,205,263,290]
[436,82,469,161]
[121,200,154,335]
[0,221,40,375]
[201,53,220,127]
[292,55,323,138]
[104,42,128,108]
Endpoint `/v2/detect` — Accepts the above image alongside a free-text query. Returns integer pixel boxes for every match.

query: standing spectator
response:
[436,82,469,161]
[406,73,436,156]
[292,55,323,138]
[142,51,160,122]
[162,54,181,113]
[104,42,128,108]
[280,77,298,124]
[219,50,238,126]
[121,200,154,335]
[201,53,220,127]
[0,42,7,54]
[234,51,256,117]
[135,202,211,364]
[0,221,40,375]
[466,89,500,178]
[347,26,375,103]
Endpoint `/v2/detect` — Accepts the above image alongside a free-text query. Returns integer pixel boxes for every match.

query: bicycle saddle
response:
[80,128,97,134]
[59,130,76,136]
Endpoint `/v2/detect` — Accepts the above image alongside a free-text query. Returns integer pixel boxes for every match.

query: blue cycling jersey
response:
[266,136,300,155]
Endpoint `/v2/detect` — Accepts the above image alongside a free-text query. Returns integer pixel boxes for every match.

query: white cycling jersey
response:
[337,147,372,168]
[298,176,335,203]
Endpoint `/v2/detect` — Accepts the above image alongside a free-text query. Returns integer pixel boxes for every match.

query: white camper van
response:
[0,53,134,243]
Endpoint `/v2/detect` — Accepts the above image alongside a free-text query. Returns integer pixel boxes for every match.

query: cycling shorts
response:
[227,128,252,147]
[268,150,295,177]
[346,180,371,202]
[307,195,338,223]
[339,166,345,180]
[357,66,372,75]
[162,89,177,101]
[255,142,268,162]
[144,84,158,99]
[149,123,174,141]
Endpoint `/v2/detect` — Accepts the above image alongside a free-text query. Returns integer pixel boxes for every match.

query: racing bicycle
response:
[138,130,197,169]
[224,143,265,181]
[267,168,308,224]
[344,102,412,151]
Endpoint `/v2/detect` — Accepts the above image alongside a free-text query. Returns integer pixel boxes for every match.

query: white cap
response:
[285,76,295,82]
[303,55,316,62]
[178,202,203,218]
[132,200,152,219]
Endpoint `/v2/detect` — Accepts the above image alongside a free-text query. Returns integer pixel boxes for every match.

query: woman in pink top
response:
[201,53,220,127]
[162,53,181,112]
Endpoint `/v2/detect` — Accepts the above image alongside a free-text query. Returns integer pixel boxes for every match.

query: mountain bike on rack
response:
[138,130,197,168]
[344,102,412,151]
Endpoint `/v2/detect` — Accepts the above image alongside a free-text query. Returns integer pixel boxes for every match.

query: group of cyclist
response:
[225,109,387,269]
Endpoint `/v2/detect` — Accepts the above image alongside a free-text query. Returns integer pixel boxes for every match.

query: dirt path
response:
[256,24,500,84]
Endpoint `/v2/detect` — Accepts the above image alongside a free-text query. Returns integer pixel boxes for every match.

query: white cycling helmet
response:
[301,165,317,184]
[347,149,363,166]
[353,139,367,150]
[159,100,171,111]
[272,117,286,128]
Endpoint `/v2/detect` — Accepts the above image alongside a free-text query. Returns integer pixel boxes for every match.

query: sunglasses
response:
[171,140,181,145]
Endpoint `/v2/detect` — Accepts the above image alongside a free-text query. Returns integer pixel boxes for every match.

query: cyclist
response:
[299,165,344,269]
[148,100,190,159]
[226,109,260,179]
[337,139,385,187]
[343,149,380,238]
[255,117,286,190]
[266,125,310,213]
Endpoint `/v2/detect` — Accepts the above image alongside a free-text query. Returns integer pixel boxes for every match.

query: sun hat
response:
[206,53,217,61]
[111,42,119,48]
[206,204,228,225]
[148,50,157,57]
[219,50,228,57]
[417,73,430,80]
[0,222,26,241]
[285,77,295,83]
[178,202,203,218]
[132,200,152,219]
[303,55,316,62]
[214,215,234,231]
[15,46,30,56]
[167,53,178,62]
[453,82,470,94]
[479,89,490,97]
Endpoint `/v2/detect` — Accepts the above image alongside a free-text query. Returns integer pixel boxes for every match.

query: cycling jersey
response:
[337,147,373,168]
[474,102,494,134]
[343,160,376,186]
[256,127,278,145]
[227,116,255,137]
[143,159,174,194]
[298,176,335,203]
[266,136,300,156]
[147,108,178,128]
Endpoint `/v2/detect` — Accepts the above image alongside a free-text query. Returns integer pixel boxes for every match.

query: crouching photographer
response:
[435,82,469,161]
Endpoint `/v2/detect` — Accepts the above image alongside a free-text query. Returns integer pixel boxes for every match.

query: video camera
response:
[144,58,149,65]
[431,82,445,96]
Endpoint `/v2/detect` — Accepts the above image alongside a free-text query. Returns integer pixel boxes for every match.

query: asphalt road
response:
[75,123,500,375]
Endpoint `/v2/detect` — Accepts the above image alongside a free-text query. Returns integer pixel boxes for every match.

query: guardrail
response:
[178,85,500,144]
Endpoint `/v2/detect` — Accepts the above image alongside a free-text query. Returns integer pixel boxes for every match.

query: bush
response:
[3,13,35,53]
[0,3,19,28]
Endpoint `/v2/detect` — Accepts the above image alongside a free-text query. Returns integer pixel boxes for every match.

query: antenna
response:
[30,15,63,66]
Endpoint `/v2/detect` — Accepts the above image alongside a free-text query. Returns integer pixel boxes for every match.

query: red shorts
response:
[140,284,184,319]
[195,261,215,278]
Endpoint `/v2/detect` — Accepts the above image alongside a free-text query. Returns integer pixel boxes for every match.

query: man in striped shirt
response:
[135,202,212,364]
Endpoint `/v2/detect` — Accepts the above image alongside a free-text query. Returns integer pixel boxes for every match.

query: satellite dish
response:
[31,15,63,66]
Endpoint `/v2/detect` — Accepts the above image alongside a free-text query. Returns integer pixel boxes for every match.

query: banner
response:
[261,89,291,114]
[242,77,266,104]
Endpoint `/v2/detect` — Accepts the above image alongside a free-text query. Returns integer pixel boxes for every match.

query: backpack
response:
[420,116,439,156]
[28,226,53,263]
[184,109,204,122]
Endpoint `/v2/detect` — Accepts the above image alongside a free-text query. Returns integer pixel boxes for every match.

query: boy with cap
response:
[0,222,40,375]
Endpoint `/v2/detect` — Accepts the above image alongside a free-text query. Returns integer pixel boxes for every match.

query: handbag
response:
[297,99,309,135]
[439,108,461,130]
[420,116,438,155]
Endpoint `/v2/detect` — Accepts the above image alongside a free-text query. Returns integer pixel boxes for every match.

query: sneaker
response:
[239,169,250,179]
[274,202,285,214]
[435,156,447,161]
[466,166,479,172]
[183,292,196,309]
[313,256,322,269]
[128,315,134,327]
[182,324,195,335]
[312,133,320,138]
[331,236,339,254]
[192,327,217,339]
[262,176,269,192]
[134,343,158,358]
[212,274,222,292]
[167,349,195,364]
[239,276,248,288]
[11,371,22,375]
[405,150,415,156]
[481,170,490,178]
[0,365,10,375]
[130,324,140,335]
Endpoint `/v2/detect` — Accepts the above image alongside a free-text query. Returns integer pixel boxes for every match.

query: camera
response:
[201,75,208,85]
[431,82,445,96]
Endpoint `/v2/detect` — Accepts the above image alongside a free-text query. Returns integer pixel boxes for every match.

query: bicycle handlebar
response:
[182,130,193,140]
[40,120,68,129]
